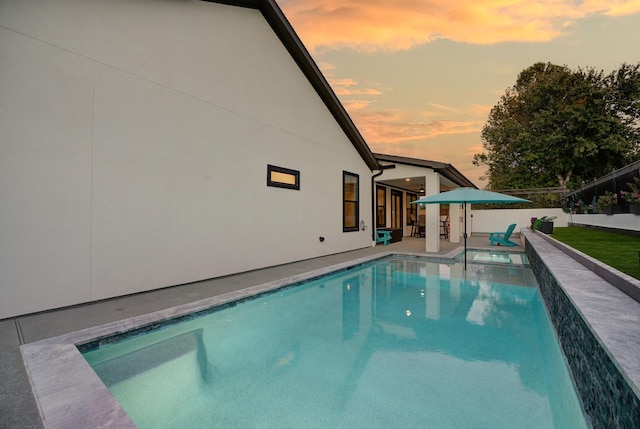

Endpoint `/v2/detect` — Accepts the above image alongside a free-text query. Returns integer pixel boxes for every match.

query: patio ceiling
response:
[379,176,458,195]
[374,153,477,194]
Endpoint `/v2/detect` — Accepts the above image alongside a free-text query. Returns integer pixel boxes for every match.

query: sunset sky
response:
[278,0,640,187]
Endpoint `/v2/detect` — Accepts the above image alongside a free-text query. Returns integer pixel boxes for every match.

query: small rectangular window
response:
[267,165,300,190]
[343,171,359,232]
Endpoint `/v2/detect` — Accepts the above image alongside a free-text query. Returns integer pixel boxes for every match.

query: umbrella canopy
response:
[411,188,530,269]
[412,187,530,205]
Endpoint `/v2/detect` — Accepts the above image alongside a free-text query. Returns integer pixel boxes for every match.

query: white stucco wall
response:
[568,213,640,232]
[469,208,569,234]
[0,0,373,318]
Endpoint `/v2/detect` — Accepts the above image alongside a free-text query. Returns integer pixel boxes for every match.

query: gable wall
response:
[0,0,372,318]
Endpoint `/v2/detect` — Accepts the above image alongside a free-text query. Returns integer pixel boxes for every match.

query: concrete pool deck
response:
[3,233,640,428]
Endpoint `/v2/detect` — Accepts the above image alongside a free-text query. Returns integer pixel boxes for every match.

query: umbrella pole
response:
[463,202,467,270]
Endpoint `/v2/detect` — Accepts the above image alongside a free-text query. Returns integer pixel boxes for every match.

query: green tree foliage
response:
[474,62,640,190]
[606,63,640,153]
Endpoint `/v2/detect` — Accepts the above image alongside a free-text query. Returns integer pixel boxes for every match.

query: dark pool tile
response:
[525,232,640,429]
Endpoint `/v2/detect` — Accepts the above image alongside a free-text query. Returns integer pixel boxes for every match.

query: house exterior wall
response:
[0,0,373,318]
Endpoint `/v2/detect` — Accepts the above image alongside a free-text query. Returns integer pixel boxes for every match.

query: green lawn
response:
[550,227,640,280]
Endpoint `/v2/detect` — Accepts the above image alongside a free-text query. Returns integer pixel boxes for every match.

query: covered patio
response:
[373,154,477,253]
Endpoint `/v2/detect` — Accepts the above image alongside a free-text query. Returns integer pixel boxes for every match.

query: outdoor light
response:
[419,185,425,194]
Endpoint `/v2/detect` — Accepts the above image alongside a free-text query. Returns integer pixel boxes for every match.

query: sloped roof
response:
[374,153,477,188]
[207,0,380,170]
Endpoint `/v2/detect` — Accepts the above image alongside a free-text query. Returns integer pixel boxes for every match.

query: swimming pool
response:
[82,256,588,428]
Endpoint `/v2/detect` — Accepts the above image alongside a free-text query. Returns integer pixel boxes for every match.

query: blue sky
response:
[279,0,640,186]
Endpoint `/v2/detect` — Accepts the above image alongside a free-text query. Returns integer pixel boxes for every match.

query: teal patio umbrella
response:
[411,188,530,269]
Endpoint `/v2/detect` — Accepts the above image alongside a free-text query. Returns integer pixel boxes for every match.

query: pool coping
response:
[523,230,640,398]
[22,252,397,429]
[532,229,640,303]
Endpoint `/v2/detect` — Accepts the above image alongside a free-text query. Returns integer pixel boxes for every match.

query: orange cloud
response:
[316,62,387,97]
[343,100,375,110]
[333,86,382,96]
[468,104,493,119]
[279,0,640,51]
[466,143,486,156]
[348,108,484,144]
[428,103,462,114]
[368,136,488,185]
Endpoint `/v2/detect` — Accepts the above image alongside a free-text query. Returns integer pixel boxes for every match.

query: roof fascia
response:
[203,0,380,171]
[374,154,477,188]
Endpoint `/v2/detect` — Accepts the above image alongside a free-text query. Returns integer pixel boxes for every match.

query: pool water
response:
[460,249,530,265]
[83,257,588,428]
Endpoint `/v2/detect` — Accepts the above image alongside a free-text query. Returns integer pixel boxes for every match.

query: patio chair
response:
[440,216,449,239]
[489,223,518,247]
[376,230,392,246]
[410,214,420,237]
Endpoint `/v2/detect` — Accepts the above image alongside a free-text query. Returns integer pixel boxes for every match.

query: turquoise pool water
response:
[83,257,588,428]
[459,248,530,265]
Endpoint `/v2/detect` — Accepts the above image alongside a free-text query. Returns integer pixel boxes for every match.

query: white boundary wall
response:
[567,213,640,232]
[469,208,569,235]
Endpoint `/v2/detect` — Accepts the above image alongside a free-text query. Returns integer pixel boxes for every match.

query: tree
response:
[474,62,640,190]
[606,62,640,154]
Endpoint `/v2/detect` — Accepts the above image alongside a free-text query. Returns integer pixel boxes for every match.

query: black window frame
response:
[376,185,387,228]
[406,193,418,226]
[390,189,403,229]
[267,164,300,190]
[343,171,359,232]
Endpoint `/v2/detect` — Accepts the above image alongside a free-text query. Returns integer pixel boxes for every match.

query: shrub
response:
[597,191,618,210]
[620,177,640,204]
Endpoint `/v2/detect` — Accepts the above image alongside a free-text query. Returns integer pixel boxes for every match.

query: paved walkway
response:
[0,235,498,429]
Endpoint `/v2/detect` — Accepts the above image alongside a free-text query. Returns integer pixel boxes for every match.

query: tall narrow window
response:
[391,189,403,229]
[376,186,387,227]
[343,171,359,232]
[406,193,417,226]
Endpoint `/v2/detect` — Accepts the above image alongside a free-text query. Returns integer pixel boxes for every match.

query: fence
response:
[470,208,640,235]
[469,208,568,234]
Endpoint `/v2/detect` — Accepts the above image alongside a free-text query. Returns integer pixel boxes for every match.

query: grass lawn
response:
[550,227,640,280]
